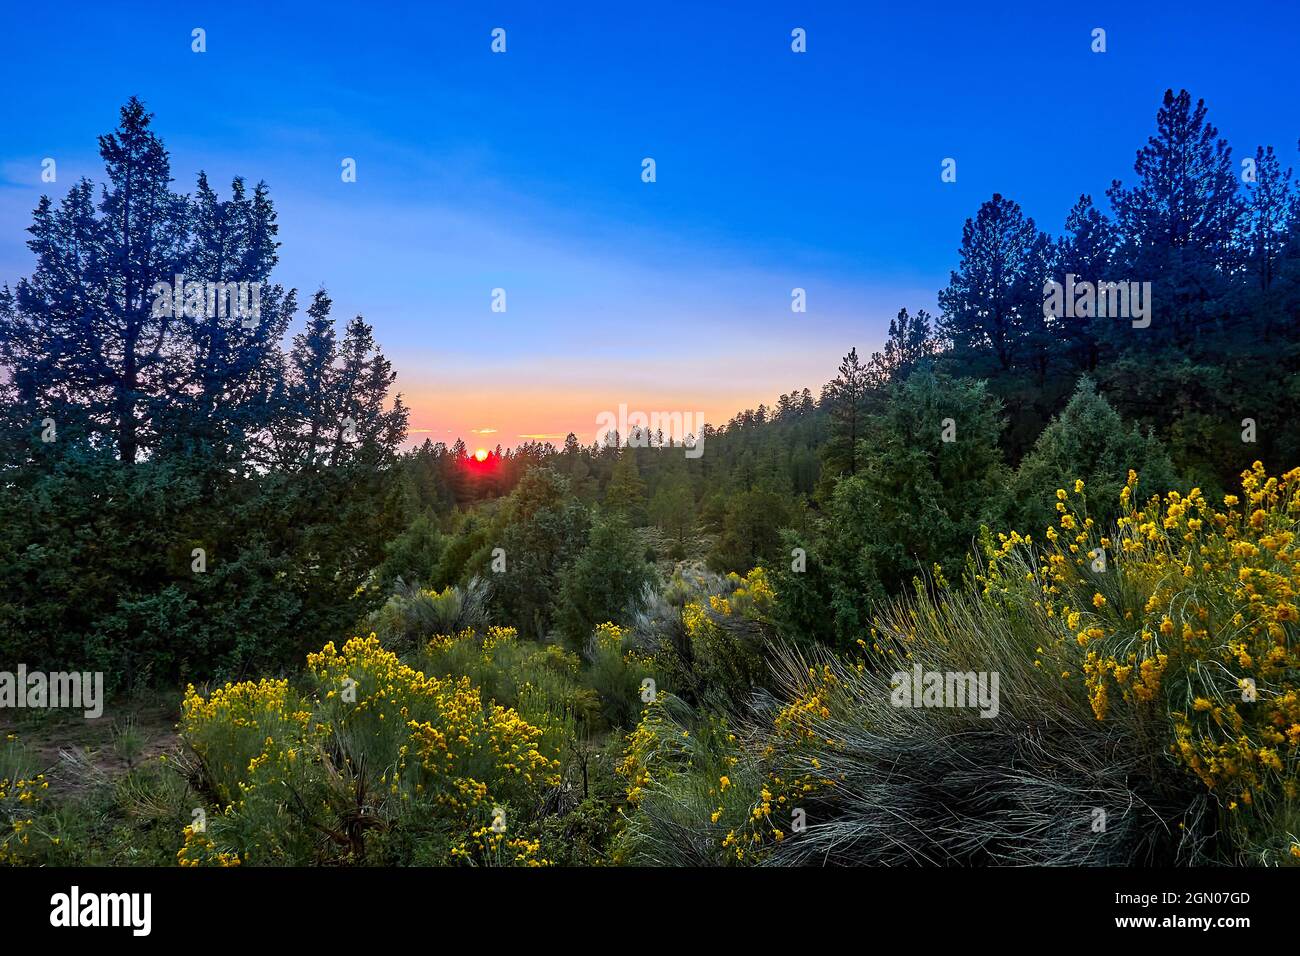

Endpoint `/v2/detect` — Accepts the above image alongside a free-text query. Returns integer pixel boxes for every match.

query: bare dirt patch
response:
[1,695,182,796]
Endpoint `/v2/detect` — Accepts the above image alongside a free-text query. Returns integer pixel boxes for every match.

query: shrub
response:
[620,470,1300,866]
[0,734,49,865]
[180,678,315,808]
[676,571,773,708]
[1010,378,1178,533]
[366,578,490,651]
[0,454,398,688]
[613,695,762,865]
[982,464,1300,863]
[557,510,654,648]
[625,567,774,709]
[619,580,1210,866]
[419,624,600,751]
[586,622,656,728]
[374,513,445,591]
[179,634,561,865]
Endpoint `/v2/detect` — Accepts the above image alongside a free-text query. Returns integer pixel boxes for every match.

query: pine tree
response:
[604,451,647,524]
[277,291,407,469]
[823,347,871,480]
[1107,89,1244,343]
[1,99,186,462]
[867,308,937,387]
[1242,145,1293,295]
[280,288,337,467]
[938,193,1051,376]
[1010,378,1177,533]
[0,98,295,465]
[650,469,695,550]
[1052,194,1115,373]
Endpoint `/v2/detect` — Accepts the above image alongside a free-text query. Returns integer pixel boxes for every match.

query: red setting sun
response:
[474,448,488,462]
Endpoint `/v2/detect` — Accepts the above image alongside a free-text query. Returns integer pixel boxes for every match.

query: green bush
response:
[0,452,398,688]
[374,513,445,591]
[773,369,1007,649]
[1009,377,1178,533]
[557,510,654,648]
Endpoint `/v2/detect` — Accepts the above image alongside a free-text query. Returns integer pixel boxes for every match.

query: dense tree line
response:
[3,89,1297,680]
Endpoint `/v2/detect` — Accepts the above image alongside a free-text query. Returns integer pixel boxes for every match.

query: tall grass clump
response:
[755,593,1210,866]
[365,578,491,651]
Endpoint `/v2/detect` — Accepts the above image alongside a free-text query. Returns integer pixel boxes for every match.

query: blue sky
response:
[2,1,1297,444]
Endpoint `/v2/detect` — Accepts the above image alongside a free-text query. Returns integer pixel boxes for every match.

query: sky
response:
[2,1,1298,449]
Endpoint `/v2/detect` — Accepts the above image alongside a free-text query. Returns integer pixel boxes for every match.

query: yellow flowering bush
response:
[420,624,600,750]
[451,825,550,866]
[721,567,776,620]
[593,621,627,655]
[617,677,833,866]
[617,697,685,808]
[767,661,850,787]
[313,634,559,862]
[615,695,770,865]
[585,620,657,728]
[984,464,1300,856]
[181,677,317,807]
[0,735,50,866]
[176,824,242,867]
[618,472,1300,866]
[179,633,560,865]
[679,591,767,701]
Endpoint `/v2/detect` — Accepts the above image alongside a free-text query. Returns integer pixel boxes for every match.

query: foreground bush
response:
[624,565,774,711]
[985,464,1300,862]
[617,465,1300,866]
[618,605,1204,866]
[0,735,48,865]
[180,634,560,865]
[418,624,602,753]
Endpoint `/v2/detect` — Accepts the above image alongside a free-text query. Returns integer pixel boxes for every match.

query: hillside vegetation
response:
[4,90,1300,866]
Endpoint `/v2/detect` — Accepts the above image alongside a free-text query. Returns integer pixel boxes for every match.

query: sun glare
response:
[474,448,488,462]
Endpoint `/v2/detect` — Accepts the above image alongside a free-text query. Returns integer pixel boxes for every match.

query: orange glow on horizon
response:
[395,345,843,452]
